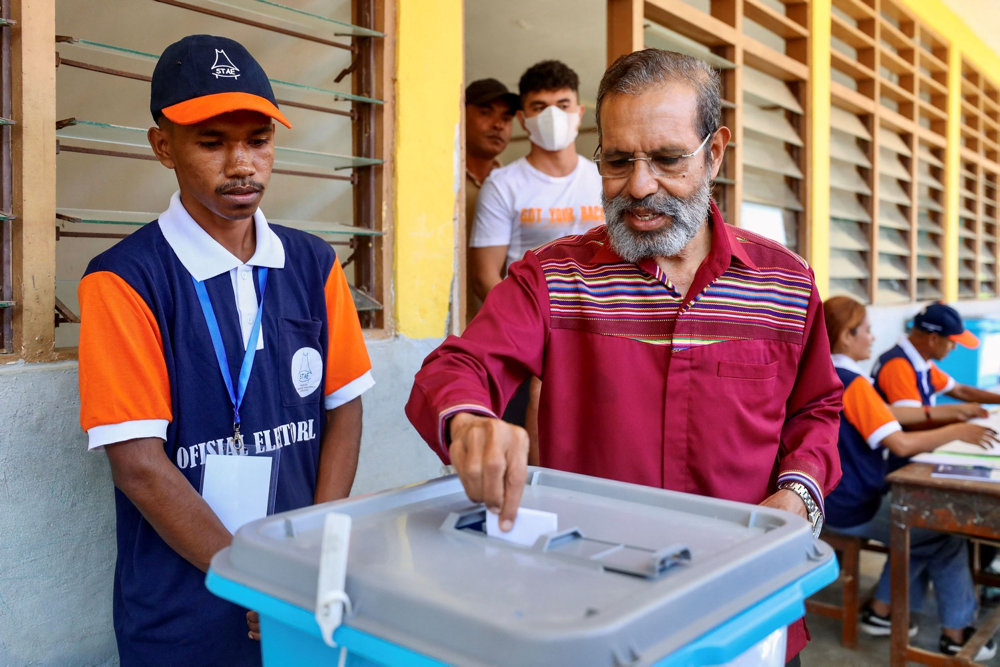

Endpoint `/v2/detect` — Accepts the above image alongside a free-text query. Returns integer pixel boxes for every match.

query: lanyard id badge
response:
[201,449,280,533]
[192,267,268,452]
[193,267,277,531]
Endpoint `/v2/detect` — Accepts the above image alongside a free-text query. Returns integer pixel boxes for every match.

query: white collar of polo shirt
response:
[831,353,870,380]
[158,190,285,280]
[896,334,931,372]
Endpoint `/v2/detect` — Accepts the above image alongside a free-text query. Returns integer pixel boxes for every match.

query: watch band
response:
[778,481,823,538]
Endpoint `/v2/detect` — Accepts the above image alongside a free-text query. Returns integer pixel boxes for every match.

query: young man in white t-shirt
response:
[469,60,604,301]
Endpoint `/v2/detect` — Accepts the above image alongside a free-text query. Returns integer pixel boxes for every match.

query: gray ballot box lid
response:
[210,467,834,666]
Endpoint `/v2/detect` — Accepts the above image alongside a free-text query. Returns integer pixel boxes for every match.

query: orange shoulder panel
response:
[323,259,372,396]
[842,376,897,440]
[78,271,172,431]
[929,363,952,392]
[875,356,923,405]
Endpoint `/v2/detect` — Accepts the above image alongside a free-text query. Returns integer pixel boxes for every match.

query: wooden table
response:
[888,462,1000,665]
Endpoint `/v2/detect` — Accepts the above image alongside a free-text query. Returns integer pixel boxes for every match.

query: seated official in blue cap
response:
[872,302,1000,413]
[76,34,374,666]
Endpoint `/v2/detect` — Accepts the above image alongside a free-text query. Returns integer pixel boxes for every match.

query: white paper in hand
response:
[485,507,558,546]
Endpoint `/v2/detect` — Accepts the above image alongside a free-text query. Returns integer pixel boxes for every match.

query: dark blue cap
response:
[913,302,979,348]
[150,34,291,128]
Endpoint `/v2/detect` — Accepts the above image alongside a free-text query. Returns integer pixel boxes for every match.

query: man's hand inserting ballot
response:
[449,412,530,531]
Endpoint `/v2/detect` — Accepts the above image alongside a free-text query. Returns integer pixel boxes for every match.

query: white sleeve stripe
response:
[867,421,902,449]
[939,378,956,394]
[87,419,169,450]
[324,371,375,410]
[891,399,923,407]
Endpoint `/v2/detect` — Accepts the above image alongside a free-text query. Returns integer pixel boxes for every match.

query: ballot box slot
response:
[441,507,690,580]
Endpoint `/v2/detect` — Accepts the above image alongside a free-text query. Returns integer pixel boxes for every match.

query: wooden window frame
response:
[1,0,395,364]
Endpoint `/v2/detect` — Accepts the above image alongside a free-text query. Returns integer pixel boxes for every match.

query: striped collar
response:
[158,190,285,281]
[592,200,757,275]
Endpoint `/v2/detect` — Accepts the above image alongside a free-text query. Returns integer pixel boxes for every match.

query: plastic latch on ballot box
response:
[315,512,352,648]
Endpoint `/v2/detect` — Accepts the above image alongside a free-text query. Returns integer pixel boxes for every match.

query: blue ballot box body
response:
[207,467,838,667]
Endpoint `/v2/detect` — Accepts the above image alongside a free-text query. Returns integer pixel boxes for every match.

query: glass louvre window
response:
[54,1,387,346]
[642,20,738,222]
[741,67,803,252]
[643,21,737,73]
[915,142,944,300]
[828,106,872,301]
[877,127,913,303]
[983,172,999,296]
[958,160,979,299]
[830,0,877,95]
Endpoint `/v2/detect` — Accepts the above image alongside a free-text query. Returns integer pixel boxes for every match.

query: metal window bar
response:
[1,0,14,352]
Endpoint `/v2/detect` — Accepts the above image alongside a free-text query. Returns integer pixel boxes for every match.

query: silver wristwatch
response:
[779,481,823,538]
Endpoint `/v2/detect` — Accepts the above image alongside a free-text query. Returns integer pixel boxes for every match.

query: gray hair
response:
[596,49,721,150]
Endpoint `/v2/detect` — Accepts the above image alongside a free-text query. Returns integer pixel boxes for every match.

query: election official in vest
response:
[407,49,842,664]
[77,35,373,665]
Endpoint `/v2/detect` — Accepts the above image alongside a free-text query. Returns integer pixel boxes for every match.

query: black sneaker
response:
[860,605,918,638]
[939,627,997,661]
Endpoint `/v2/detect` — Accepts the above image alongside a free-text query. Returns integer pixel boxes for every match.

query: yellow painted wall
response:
[807,1,831,296]
[905,0,1000,76]
[393,0,463,338]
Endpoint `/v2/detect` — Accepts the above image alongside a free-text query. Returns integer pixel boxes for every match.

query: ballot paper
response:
[486,507,558,546]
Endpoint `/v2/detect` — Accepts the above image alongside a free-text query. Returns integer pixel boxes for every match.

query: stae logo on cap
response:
[211,49,240,79]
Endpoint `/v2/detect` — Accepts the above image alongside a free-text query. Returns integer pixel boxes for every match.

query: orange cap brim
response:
[161,92,292,129]
[950,329,980,349]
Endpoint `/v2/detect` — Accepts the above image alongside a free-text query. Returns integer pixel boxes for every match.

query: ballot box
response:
[207,467,838,667]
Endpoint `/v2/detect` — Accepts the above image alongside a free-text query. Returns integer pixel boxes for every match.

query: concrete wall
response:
[0,335,446,666]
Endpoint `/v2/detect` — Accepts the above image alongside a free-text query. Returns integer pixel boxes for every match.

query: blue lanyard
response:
[192,267,268,452]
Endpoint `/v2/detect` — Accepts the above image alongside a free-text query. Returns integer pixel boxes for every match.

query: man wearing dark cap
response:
[872,302,1000,411]
[464,78,518,322]
[77,35,373,665]
[465,78,518,221]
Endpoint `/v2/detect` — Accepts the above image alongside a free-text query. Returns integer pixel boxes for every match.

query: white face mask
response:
[524,105,580,152]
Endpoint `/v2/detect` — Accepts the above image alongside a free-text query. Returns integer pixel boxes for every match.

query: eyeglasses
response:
[593,131,714,180]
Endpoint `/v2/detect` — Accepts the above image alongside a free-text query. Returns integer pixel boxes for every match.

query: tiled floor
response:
[799,550,1000,666]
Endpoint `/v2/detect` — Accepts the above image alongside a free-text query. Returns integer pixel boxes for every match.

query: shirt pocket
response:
[717,360,778,380]
[710,358,782,445]
[279,317,324,407]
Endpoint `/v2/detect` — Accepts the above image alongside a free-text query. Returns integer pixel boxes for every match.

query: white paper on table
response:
[932,441,1000,457]
[486,507,558,546]
[928,409,1000,457]
[202,454,273,533]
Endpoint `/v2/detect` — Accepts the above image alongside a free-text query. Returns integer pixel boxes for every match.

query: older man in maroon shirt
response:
[406,49,842,663]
